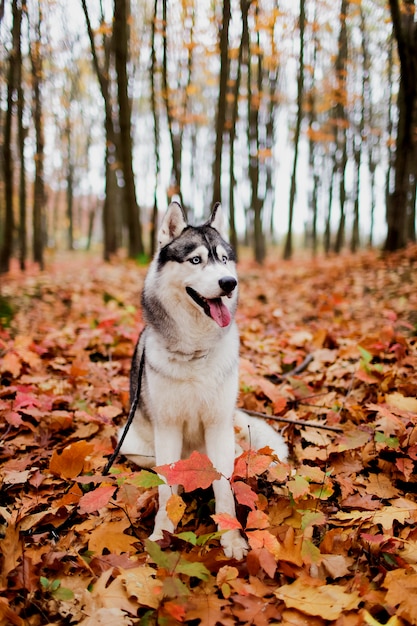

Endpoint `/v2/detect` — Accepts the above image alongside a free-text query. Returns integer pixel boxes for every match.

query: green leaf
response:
[144,539,210,580]
[53,586,75,601]
[144,539,173,570]
[196,530,225,546]
[40,576,50,590]
[174,559,210,581]
[176,531,198,545]
[374,431,399,449]
[128,470,165,488]
[358,345,373,365]
[301,538,322,565]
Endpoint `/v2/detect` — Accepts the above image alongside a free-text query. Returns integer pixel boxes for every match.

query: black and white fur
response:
[119,202,288,559]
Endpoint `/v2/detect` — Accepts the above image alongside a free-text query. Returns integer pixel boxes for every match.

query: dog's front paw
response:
[149,510,175,542]
[148,528,164,542]
[220,531,248,560]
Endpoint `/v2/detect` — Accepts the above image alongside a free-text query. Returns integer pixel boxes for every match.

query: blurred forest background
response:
[0,0,416,270]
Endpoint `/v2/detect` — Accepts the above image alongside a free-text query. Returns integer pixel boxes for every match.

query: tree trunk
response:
[162,0,184,206]
[333,0,349,255]
[17,2,26,270]
[284,0,305,260]
[81,0,119,260]
[0,0,21,273]
[211,0,231,208]
[228,7,245,255]
[31,2,45,269]
[307,3,319,256]
[113,0,143,258]
[385,0,417,251]
[150,0,160,257]
[248,3,265,264]
[324,164,336,255]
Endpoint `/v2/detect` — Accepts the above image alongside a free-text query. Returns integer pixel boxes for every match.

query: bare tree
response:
[113,0,144,258]
[283,0,305,260]
[81,0,120,260]
[333,0,349,254]
[0,0,22,273]
[385,0,417,250]
[212,0,231,208]
[30,1,45,269]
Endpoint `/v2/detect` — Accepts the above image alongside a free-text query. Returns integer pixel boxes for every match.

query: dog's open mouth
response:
[186,287,232,328]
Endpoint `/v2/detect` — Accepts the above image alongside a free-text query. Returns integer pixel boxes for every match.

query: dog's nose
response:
[219,276,237,295]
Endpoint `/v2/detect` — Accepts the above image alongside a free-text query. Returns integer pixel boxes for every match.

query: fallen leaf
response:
[119,565,163,609]
[386,393,417,414]
[155,451,221,492]
[166,493,186,526]
[384,569,417,624]
[78,486,117,514]
[88,519,139,555]
[275,579,361,620]
[49,441,94,479]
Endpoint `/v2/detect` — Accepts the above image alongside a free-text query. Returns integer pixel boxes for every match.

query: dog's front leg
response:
[149,424,182,541]
[205,425,248,560]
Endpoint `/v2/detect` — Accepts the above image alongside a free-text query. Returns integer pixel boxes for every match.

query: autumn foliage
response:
[1,248,417,625]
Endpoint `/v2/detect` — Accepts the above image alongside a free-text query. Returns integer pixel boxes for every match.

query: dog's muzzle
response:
[186,277,236,328]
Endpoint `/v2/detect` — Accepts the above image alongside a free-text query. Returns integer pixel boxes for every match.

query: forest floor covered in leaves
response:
[1,247,417,626]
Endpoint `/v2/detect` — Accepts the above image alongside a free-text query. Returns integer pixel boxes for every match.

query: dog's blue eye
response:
[190,256,201,265]
[222,255,228,264]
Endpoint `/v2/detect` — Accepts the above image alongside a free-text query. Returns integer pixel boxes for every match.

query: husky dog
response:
[120,202,288,560]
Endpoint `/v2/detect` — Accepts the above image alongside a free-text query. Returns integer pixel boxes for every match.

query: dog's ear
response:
[208,203,229,240]
[158,202,187,248]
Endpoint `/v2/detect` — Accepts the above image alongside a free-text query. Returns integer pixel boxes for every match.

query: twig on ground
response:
[241,408,343,433]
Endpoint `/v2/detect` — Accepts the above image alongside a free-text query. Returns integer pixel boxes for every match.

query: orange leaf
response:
[49,441,94,479]
[154,451,221,492]
[247,529,280,557]
[234,449,273,479]
[0,352,21,377]
[211,512,242,530]
[245,510,270,530]
[164,600,187,622]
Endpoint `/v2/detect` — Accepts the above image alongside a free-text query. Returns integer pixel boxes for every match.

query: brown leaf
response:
[384,569,417,624]
[88,519,138,555]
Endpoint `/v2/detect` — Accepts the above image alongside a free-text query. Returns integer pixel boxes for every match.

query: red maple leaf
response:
[154,451,221,492]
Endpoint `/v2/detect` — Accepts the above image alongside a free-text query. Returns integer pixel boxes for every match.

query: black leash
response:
[102,349,145,475]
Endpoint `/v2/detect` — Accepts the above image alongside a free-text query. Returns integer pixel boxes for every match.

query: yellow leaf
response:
[119,566,163,610]
[386,392,417,414]
[166,493,186,526]
[275,579,361,620]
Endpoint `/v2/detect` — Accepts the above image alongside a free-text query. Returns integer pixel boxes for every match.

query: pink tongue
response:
[207,298,231,327]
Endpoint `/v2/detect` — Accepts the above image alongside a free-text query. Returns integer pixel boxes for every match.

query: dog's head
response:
[154,202,238,328]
